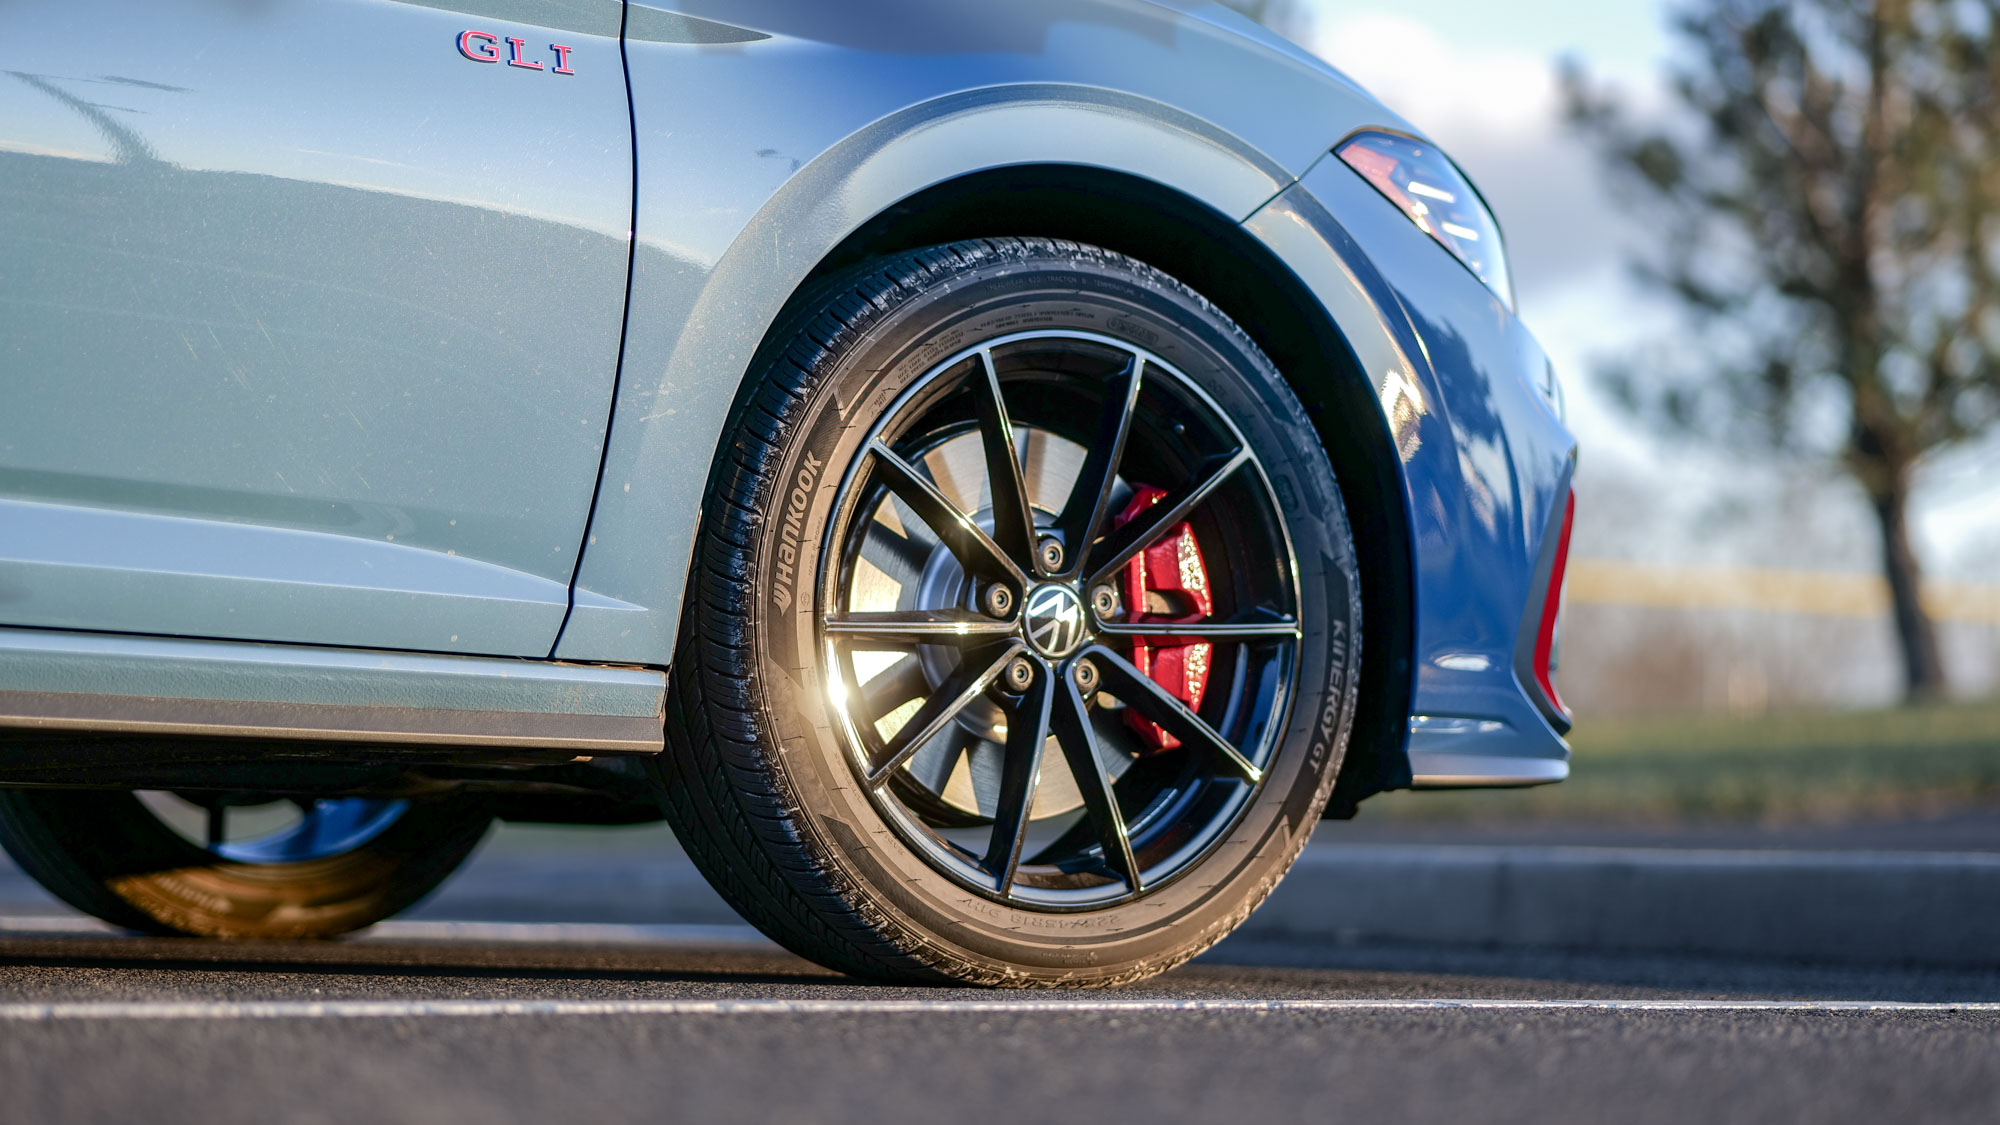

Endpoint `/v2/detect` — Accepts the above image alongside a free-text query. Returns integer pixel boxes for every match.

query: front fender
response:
[1248,159,1577,787]
[560,85,1306,663]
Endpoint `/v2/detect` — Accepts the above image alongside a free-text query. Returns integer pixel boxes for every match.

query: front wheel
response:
[0,789,491,938]
[659,238,1362,986]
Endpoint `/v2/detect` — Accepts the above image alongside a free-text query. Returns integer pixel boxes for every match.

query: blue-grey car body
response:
[0,0,1574,791]
[1,0,633,657]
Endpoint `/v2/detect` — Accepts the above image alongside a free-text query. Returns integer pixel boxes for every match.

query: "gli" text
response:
[457,31,575,75]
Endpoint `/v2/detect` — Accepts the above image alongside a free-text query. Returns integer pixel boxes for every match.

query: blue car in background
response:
[0,0,1574,986]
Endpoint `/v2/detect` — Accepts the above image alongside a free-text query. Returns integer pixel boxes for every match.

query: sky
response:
[1273,0,2000,583]
[1304,0,1674,87]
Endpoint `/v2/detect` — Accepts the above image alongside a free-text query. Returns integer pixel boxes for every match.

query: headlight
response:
[1337,130,1514,309]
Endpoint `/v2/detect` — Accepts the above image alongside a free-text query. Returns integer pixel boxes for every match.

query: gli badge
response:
[458,31,575,75]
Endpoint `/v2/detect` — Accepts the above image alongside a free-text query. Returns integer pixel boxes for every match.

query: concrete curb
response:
[13,843,1998,967]
[1244,845,2000,967]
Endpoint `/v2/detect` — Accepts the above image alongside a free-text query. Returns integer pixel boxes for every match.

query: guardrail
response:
[1566,560,2000,624]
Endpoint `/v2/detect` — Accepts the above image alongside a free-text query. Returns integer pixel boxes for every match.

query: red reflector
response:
[1533,492,1574,720]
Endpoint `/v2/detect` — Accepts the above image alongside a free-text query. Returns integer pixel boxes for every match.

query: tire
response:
[0,789,492,939]
[659,237,1361,987]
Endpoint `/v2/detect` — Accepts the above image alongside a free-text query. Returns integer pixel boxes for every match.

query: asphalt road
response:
[2,823,1998,1124]
[4,930,2000,1124]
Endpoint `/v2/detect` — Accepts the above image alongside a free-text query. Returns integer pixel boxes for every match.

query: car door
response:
[0,0,632,657]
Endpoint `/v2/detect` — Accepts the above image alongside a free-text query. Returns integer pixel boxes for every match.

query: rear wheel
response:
[659,238,1361,986]
[0,789,491,938]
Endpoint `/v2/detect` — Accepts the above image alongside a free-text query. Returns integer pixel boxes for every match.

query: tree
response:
[1564,0,2000,702]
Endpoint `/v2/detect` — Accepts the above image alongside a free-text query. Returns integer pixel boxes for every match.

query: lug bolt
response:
[1073,657,1100,694]
[1090,585,1121,620]
[1037,536,1065,572]
[1003,656,1037,693]
[981,583,1016,618]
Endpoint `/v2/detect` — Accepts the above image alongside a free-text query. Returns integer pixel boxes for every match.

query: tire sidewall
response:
[743,245,1359,981]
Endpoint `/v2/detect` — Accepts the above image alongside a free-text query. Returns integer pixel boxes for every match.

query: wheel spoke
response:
[972,350,1040,573]
[1050,672,1141,891]
[865,643,1023,784]
[1055,357,1142,572]
[868,441,1025,586]
[983,672,1053,895]
[1084,448,1250,592]
[1096,611,1302,641]
[825,610,1015,646]
[1087,645,1262,783]
[859,524,933,578]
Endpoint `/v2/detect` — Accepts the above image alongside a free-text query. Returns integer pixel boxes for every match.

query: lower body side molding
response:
[0,628,666,777]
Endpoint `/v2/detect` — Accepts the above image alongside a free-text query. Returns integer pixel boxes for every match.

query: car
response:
[0,0,1576,986]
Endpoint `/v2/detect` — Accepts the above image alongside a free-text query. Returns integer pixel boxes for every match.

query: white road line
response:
[1,998,1997,1022]
[0,916,106,934]
[0,915,777,947]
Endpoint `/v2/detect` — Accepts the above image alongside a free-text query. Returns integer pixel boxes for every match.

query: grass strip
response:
[1364,700,2000,824]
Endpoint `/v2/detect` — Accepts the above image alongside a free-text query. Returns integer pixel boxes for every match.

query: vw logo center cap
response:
[1024,585,1087,658]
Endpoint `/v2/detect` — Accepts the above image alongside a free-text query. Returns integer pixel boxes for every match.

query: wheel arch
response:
[802,165,1417,811]
[564,94,1417,805]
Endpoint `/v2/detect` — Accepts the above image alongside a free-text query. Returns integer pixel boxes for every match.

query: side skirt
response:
[0,628,666,772]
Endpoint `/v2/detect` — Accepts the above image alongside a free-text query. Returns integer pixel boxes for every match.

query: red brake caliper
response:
[1113,486,1213,752]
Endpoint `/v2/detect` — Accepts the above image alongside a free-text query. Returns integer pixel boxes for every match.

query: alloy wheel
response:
[819,329,1304,909]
